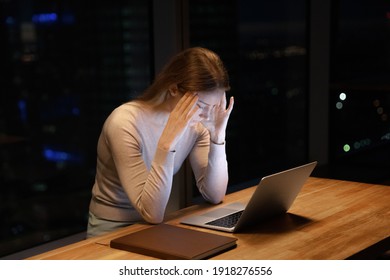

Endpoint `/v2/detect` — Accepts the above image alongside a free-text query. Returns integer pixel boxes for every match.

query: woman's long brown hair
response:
[137,47,230,105]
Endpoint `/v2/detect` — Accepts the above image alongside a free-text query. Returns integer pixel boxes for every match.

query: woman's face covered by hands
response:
[193,89,234,144]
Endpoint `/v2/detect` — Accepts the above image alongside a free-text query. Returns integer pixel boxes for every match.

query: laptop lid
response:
[180,161,317,232]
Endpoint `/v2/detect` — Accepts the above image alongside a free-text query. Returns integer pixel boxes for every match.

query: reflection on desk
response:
[28,177,390,260]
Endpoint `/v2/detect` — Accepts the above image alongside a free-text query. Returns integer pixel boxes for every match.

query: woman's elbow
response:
[207,194,225,205]
[142,212,164,224]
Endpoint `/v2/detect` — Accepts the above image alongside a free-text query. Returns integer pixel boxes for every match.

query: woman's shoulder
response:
[109,101,146,119]
[114,100,143,112]
[102,101,143,129]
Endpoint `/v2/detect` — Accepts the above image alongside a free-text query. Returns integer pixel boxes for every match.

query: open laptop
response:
[180,161,317,232]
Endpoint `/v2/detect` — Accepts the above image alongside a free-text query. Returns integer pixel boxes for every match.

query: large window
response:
[0,0,152,257]
[188,0,309,186]
[329,0,390,183]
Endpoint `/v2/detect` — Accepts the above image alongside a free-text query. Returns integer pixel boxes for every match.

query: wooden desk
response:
[28,177,390,260]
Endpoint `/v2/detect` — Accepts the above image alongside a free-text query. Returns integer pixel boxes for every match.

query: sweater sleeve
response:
[104,110,175,224]
[189,127,228,204]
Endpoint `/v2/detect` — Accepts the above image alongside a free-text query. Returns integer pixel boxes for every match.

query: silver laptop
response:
[180,161,317,232]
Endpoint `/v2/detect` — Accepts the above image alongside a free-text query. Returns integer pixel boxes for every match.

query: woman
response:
[87,47,234,237]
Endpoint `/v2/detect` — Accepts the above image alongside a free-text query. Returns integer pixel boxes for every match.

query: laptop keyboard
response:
[206,210,244,228]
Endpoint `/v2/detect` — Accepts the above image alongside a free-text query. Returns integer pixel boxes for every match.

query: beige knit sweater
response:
[89,101,228,224]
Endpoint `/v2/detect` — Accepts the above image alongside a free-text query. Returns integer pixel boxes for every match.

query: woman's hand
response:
[201,93,234,144]
[157,92,200,151]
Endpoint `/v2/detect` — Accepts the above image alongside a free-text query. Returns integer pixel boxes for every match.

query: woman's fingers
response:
[220,92,227,109]
[226,96,234,116]
[174,92,198,117]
